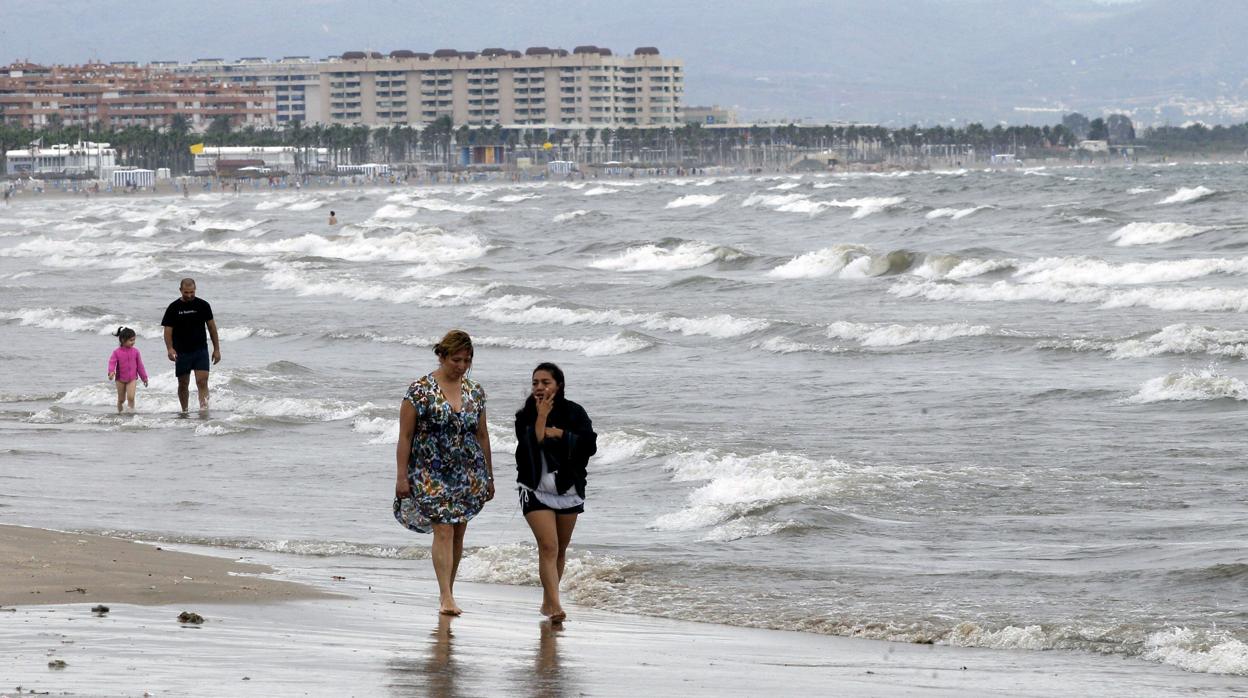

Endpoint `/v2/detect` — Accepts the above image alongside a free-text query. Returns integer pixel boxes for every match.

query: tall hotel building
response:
[155,46,683,128]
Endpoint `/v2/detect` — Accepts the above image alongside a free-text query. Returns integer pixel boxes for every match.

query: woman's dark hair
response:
[113,326,136,345]
[532,362,565,398]
[518,362,568,419]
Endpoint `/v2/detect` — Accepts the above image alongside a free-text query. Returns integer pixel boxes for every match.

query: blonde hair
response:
[434,329,474,359]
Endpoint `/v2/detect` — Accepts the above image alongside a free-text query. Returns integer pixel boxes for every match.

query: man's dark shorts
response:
[175,347,211,376]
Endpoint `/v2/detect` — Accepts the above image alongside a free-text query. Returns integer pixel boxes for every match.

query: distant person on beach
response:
[514,362,597,623]
[107,326,149,413]
[160,278,220,413]
[328,210,338,225]
[394,330,495,615]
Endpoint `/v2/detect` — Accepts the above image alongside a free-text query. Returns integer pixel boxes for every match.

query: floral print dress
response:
[393,372,490,534]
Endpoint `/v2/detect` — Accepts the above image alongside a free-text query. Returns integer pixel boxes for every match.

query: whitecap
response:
[496,193,542,203]
[1156,186,1214,205]
[589,241,741,272]
[1014,256,1248,285]
[554,210,590,222]
[1124,369,1248,403]
[1109,222,1213,246]
[768,245,867,279]
[925,205,990,220]
[826,321,990,347]
[1142,626,1248,675]
[664,194,724,209]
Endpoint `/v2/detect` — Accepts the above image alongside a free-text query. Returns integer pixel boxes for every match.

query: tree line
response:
[3,113,1247,174]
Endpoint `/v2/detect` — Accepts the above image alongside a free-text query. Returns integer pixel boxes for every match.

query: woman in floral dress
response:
[394,329,494,615]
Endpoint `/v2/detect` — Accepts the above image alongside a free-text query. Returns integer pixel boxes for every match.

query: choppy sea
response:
[1,164,1246,677]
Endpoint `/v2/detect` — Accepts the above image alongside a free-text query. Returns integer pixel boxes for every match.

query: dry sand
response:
[0,525,331,607]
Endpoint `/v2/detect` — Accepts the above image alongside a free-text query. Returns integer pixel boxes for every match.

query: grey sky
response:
[4,0,1241,125]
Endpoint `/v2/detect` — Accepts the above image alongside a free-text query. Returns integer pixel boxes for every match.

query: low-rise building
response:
[192,145,330,173]
[4,141,117,177]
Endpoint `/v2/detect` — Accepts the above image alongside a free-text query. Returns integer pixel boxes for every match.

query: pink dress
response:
[108,346,148,383]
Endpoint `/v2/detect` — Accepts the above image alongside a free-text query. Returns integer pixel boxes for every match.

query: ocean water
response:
[1,164,1246,678]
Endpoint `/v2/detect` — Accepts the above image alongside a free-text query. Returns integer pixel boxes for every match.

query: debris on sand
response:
[177,611,205,624]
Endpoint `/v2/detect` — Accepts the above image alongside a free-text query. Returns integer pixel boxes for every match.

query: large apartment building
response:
[156,45,683,128]
[0,62,273,130]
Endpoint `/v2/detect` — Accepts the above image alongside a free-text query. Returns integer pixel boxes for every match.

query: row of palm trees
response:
[0,117,1236,175]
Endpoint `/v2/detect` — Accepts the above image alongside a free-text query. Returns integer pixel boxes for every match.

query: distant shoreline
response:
[4,155,1245,205]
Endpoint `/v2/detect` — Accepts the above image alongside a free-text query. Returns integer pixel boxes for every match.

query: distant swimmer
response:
[161,278,220,413]
[328,210,338,225]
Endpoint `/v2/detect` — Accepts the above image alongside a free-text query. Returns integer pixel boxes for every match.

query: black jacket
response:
[514,397,597,499]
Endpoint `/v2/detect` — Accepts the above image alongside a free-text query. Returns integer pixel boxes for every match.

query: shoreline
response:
[0,524,334,607]
[3,155,1247,204]
[0,525,1242,695]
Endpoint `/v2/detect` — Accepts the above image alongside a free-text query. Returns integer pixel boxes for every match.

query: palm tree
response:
[584,127,597,164]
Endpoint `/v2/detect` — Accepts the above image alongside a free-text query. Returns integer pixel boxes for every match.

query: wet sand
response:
[0,525,331,607]
[0,532,1241,697]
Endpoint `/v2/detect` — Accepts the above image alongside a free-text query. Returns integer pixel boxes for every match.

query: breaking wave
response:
[589,241,745,272]
[665,194,725,209]
[1124,369,1248,403]
[1109,222,1214,246]
[1156,186,1215,205]
[826,321,991,347]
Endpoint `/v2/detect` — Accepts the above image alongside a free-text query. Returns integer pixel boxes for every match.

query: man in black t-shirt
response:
[161,278,221,413]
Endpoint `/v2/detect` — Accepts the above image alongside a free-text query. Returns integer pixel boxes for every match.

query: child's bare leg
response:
[115,381,126,413]
[125,381,138,411]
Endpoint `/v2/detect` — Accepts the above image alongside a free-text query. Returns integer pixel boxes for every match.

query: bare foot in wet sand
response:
[541,604,566,623]
[439,600,462,616]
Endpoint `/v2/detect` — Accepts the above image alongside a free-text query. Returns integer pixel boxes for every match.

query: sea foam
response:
[1156,186,1215,205]
[665,194,725,209]
[1108,222,1213,246]
[826,321,990,347]
[589,241,742,272]
[1125,369,1248,403]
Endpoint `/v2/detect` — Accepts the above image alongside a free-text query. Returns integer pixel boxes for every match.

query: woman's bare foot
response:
[439,599,462,616]
[543,602,566,622]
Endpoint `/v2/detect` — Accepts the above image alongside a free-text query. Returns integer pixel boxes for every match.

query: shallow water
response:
[1,165,1246,677]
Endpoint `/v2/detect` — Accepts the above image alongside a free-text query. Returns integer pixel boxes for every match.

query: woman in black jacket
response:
[515,362,597,622]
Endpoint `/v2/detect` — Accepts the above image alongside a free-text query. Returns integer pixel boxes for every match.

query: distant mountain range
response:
[7,0,1244,126]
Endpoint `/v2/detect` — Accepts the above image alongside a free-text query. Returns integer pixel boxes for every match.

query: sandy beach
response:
[0,526,1241,697]
[0,525,332,607]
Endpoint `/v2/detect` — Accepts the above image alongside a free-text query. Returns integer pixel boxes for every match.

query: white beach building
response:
[4,141,117,177]
[111,168,156,189]
[192,146,331,173]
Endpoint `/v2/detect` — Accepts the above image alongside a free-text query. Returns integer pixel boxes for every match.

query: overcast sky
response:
[5,0,1242,125]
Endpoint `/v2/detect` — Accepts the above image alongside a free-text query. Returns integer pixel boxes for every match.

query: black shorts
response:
[175,347,211,376]
[519,489,584,516]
